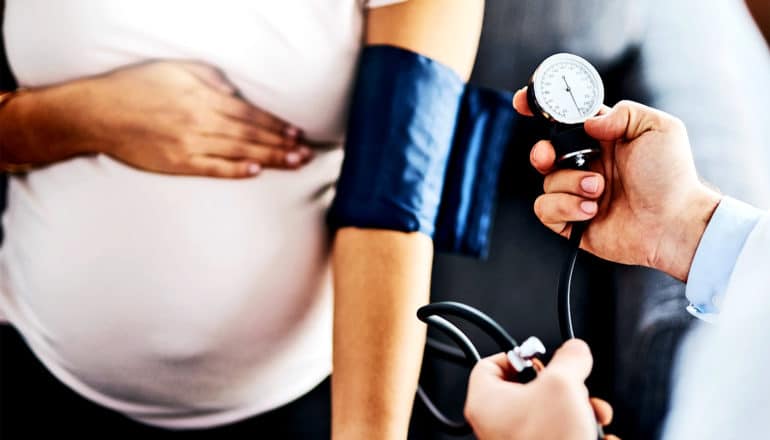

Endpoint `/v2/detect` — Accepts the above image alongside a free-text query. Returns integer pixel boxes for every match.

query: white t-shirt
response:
[0,0,400,429]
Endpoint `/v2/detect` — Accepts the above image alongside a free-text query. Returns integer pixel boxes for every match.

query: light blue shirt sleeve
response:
[685,196,763,322]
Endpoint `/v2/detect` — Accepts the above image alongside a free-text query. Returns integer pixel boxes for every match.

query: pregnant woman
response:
[0,1,483,438]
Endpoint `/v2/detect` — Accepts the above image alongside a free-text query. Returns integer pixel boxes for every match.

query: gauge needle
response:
[562,75,583,115]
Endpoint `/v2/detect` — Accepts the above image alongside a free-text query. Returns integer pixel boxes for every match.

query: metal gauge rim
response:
[530,53,604,125]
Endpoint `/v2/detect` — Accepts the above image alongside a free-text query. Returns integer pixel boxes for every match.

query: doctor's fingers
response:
[467,354,526,401]
[534,193,597,236]
[466,354,526,422]
[584,100,677,143]
[471,353,519,383]
[530,140,556,174]
[512,88,534,116]
[543,170,605,200]
[590,398,613,426]
[545,339,593,382]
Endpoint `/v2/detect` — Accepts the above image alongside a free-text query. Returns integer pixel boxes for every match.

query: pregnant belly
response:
[0,151,341,406]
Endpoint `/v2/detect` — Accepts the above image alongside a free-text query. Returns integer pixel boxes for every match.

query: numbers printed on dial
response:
[532,54,604,124]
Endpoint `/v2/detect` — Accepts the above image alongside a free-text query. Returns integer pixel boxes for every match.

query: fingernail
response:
[580,200,597,214]
[581,176,599,193]
[589,112,608,121]
[286,152,301,165]
[284,126,300,139]
[534,145,549,164]
[298,147,314,159]
[248,163,261,175]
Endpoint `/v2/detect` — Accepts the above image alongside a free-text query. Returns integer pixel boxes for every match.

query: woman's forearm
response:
[0,62,312,177]
[332,228,432,439]
[747,0,770,45]
[0,86,91,167]
[332,2,482,437]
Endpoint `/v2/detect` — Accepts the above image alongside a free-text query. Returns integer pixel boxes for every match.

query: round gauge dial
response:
[528,53,604,125]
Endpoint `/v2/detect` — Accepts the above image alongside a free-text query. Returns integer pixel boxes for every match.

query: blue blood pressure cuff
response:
[328,45,462,237]
[327,45,516,258]
[433,86,516,256]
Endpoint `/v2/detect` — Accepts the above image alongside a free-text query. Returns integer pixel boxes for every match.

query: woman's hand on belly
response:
[0,61,314,177]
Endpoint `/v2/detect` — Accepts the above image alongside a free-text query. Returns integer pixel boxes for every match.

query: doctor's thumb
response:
[544,339,593,382]
[584,100,665,143]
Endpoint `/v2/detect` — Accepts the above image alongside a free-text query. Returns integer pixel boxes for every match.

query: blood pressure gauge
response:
[527,53,605,169]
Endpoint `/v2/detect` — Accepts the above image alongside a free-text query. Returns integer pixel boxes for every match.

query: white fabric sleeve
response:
[685,197,764,321]
[664,213,770,439]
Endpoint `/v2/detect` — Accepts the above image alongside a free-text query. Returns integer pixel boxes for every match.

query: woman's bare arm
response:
[0,62,310,177]
[747,0,770,45]
[331,1,483,438]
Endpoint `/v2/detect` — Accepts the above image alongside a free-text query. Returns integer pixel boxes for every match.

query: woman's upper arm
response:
[365,0,484,80]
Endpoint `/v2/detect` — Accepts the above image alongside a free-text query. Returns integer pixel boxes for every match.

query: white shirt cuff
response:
[685,196,763,321]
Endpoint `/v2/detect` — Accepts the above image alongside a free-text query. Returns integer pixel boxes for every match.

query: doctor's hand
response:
[465,339,618,440]
[513,90,721,282]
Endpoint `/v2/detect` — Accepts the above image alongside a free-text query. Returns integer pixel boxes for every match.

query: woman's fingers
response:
[204,140,308,168]
[210,116,312,155]
[178,62,304,147]
[200,111,313,165]
[188,156,262,179]
[543,170,605,199]
[169,138,311,179]
[214,94,301,141]
[178,61,237,96]
[181,68,308,156]
[534,193,597,236]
